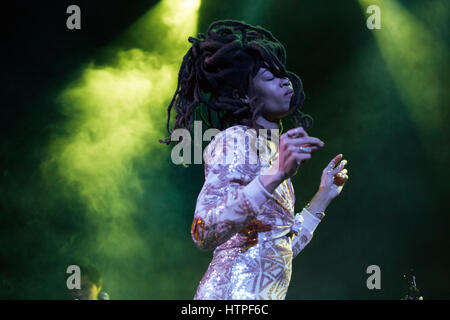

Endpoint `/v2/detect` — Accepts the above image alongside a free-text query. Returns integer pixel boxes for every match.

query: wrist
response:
[258,169,285,194]
[317,187,334,201]
[307,190,332,214]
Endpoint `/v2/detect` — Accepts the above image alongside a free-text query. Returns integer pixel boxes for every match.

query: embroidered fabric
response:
[191,125,324,299]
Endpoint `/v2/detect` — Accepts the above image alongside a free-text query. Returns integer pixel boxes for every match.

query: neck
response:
[255,115,280,130]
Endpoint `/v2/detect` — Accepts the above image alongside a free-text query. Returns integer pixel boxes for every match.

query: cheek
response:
[266,87,286,110]
[256,83,279,107]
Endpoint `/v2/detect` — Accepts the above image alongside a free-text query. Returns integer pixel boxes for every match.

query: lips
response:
[284,89,293,96]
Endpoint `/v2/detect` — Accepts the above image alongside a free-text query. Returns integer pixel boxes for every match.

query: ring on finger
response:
[299,146,311,153]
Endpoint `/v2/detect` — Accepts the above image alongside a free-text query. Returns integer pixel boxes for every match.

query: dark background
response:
[0,0,449,299]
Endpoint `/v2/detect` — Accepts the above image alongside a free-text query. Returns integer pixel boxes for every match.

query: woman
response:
[160,20,349,299]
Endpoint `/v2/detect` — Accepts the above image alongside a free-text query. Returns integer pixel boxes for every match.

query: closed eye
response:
[262,69,275,81]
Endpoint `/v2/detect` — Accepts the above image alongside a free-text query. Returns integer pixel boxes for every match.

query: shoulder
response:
[204,125,256,164]
[205,124,250,150]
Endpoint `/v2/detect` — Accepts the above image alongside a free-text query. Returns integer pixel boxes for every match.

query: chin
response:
[280,104,292,117]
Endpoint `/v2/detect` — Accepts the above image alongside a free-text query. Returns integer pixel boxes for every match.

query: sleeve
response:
[290,208,325,259]
[191,127,274,251]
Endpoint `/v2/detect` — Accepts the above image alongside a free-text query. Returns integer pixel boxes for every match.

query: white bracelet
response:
[305,202,326,220]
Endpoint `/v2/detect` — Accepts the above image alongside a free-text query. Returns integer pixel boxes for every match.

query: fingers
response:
[282,134,325,172]
[286,127,308,138]
[282,136,325,156]
[329,160,347,175]
[293,152,312,165]
[282,128,325,154]
[287,136,325,148]
[335,170,349,179]
[327,155,348,176]
[299,145,319,152]
[326,154,343,168]
[333,171,349,186]
[286,144,318,155]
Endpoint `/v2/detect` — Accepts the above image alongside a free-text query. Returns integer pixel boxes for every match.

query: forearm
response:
[258,167,285,194]
[307,189,333,214]
[259,164,333,215]
[192,176,274,250]
[291,191,330,258]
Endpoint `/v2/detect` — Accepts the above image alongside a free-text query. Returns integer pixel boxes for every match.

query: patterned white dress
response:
[191,125,325,300]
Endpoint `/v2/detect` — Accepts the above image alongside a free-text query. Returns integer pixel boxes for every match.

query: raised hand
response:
[258,126,325,194]
[277,126,325,179]
[319,154,349,199]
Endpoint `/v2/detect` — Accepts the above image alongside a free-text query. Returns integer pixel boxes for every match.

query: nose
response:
[280,77,291,88]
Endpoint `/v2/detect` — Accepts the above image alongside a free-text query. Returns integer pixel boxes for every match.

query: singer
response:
[160,20,349,299]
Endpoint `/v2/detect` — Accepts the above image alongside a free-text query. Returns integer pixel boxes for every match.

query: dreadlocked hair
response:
[159,20,313,145]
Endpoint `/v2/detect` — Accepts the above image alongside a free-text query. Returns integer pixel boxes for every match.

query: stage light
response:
[42,0,201,261]
[358,0,448,169]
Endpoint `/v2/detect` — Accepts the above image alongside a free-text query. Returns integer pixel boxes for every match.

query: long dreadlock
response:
[159,20,313,145]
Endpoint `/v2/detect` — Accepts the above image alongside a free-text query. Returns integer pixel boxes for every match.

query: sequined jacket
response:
[191,125,324,299]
